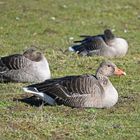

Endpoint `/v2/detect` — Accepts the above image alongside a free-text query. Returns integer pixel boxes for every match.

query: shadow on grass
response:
[13,93,138,109]
[13,95,46,107]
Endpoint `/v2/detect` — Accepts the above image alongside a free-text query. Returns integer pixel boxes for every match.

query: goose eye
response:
[107,65,111,67]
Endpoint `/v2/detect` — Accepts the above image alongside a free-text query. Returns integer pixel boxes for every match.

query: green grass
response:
[0,0,140,139]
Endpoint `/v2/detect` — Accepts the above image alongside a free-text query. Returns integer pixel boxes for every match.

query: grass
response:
[0,0,140,139]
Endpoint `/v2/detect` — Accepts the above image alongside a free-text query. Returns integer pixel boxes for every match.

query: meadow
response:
[0,0,140,139]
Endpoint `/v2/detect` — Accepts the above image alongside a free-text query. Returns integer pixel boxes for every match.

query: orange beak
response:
[114,67,126,76]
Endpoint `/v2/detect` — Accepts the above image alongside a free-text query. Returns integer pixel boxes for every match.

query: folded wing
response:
[0,54,30,73]
[71,36,107,56]
[24,75,104,107]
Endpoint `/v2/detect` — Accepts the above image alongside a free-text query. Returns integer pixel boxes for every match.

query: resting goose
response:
[0,48,51,82]
[23,61,126,108]
[69,29,128,57]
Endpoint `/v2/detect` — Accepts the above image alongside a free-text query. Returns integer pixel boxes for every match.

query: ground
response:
[0,0,140,139]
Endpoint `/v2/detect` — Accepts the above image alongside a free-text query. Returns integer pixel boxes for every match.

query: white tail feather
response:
[68,46,75,52]
[23,87,56,105]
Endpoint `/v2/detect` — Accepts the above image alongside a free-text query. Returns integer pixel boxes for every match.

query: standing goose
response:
[23,61,126,108]
[0,48,51,82]
[69,29,128,57]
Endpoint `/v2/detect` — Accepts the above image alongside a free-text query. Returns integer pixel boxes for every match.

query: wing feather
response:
[72,36,107,56]
[0,54,30,72]
[27,75,104,99]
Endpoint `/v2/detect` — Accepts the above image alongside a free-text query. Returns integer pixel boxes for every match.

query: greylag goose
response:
[0,48,51,82]
[23,61,126,108]
[69,29,128,57]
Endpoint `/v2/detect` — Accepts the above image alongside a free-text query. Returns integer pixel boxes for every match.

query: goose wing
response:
[74,34,103,43]
[72,36,107,55]
[24,74,104,106]
[0,54,30,73]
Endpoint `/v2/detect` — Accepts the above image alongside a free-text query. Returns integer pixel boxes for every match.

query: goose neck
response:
[96,72,109,86]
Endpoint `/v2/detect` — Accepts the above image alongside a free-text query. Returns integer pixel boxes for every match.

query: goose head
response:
[23,48,43,62]
[104,29,128,56]
[104,29,115,42]
[96,61,126,77]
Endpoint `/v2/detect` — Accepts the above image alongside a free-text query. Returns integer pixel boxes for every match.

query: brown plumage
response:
[0,48,51,82]
[69,29,128,57]
[23,61,126,108]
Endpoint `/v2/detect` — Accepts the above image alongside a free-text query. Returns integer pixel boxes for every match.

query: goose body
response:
[69,29,128,57]
[0,48,51,82]
[23,61,126,108]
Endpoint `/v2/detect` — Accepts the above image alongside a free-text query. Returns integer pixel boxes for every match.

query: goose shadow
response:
[13,95,47,107]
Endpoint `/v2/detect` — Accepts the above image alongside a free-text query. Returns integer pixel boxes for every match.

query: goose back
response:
[69,29,128,57]
[0,49,51,82]
[24,74,105,108]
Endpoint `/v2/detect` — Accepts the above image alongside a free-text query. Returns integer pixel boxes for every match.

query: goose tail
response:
[68,46,75,52]
[23,86,56,105]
